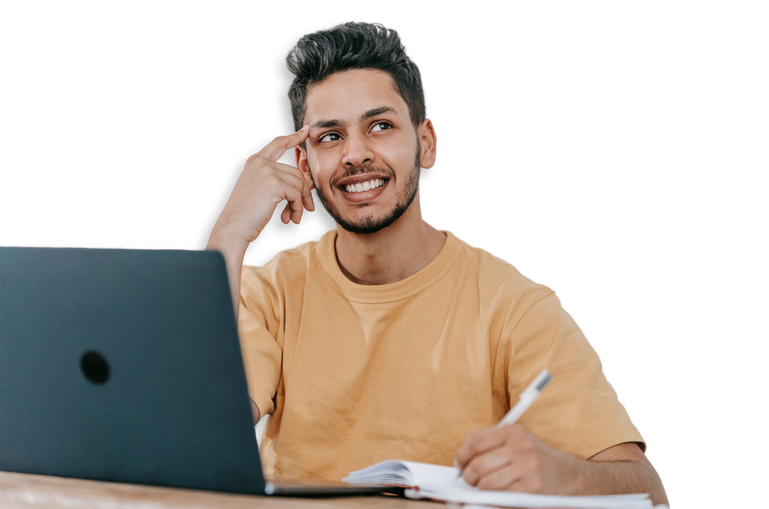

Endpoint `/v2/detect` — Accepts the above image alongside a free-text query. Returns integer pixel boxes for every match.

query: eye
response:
[318,132,342,142]
[370,122,393,133]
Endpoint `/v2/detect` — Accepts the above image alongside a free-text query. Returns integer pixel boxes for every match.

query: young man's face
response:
[297,69,436,234]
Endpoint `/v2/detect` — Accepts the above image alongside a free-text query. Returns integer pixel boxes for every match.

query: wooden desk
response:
[0,471,444,509]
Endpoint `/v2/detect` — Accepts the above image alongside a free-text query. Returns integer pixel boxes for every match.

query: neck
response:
[334,194,446,285]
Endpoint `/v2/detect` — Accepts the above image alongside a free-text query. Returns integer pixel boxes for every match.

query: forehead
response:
[303,69,410,126]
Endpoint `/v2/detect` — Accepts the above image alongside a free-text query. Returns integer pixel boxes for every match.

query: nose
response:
[342,132,374,167]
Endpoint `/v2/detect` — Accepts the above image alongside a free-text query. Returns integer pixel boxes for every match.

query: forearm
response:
[457,428,667,505]
[573,446,668,506]
[206,223,249,321]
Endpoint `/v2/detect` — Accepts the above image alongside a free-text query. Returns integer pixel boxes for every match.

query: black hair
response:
[286,22,425,131]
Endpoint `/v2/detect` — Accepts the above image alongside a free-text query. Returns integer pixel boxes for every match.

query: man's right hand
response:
[211,125,313,246]
[207,126,313,315]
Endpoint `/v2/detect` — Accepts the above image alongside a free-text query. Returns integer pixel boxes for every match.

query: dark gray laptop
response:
[0,246,391,497]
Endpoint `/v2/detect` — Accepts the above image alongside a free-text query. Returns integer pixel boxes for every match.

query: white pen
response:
[457,369,553,478]
[497,369,553,428]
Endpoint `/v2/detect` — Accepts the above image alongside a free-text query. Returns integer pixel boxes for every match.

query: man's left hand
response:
[454,423,578,494]
[455,424,668,506]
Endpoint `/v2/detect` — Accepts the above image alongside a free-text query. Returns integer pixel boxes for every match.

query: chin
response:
[334,206,407,235]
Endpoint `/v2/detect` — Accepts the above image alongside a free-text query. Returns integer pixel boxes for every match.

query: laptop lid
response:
[0,247,266,494]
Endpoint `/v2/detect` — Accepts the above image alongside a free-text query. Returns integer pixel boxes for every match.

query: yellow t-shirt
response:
[238,230,643,481]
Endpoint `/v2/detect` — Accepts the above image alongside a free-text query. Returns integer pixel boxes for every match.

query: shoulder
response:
[241,232,331,300]
[450,233,555,307]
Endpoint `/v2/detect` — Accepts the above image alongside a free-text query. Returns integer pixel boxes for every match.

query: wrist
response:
[554,449,589,496]
[207,222,249,257]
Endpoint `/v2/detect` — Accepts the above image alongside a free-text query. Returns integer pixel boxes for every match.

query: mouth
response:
[343,178,386,194]
[336,175,390,203]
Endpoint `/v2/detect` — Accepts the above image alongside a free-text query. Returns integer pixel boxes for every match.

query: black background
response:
[0,15,678,496]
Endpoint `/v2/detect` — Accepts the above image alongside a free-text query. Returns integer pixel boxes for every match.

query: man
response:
[207,22,667,504]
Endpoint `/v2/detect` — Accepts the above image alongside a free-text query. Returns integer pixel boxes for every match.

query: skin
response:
[296,70,444,286]
[207,68,668,505]
[455,426,668,505]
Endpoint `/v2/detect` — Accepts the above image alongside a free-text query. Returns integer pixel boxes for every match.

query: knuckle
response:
[505,425,531,446]
[519,437,537,454]
[466,429,485,444]
[263,173,281,188]
[246,155,268,169]
[462,464,478,485]
[477,476,492,490]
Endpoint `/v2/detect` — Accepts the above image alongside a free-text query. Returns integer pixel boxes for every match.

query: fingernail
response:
[299,125,309,132]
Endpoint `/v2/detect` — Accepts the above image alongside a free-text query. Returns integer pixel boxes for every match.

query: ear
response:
[417,119,437,169]
[295,146,315,190]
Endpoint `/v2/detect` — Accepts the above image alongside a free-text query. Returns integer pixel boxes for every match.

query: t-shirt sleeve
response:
[238,267,283,418]
[505,292,645,459]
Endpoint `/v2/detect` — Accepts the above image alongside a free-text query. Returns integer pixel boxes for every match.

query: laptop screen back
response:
[0,247,265,495]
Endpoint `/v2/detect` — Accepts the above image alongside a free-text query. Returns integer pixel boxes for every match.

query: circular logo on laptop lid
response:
[80,351,110,384]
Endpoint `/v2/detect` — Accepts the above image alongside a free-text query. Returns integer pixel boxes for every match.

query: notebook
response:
[344,460,654,508]
[0,246,391,497]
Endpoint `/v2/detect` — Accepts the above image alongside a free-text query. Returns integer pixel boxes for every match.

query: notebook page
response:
[398,461,463,487]
[408,485,653,509]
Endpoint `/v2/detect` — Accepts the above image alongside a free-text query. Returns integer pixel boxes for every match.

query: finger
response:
[258,125,310,162]
[462,447,514,487]
[272,160,315,213]
[281,202,292,224]
[270,162,315,212]
[281,186,306,225]
[475,463,522,492]
[300,172,315,212]
[263,171,306,224]
[455,427,509,470]
[289,199,304,224]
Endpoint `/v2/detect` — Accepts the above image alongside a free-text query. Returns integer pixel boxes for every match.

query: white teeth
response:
[345,179,384,193]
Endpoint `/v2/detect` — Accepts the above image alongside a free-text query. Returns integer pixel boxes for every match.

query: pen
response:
[497,369,553,428]
[457,369,553,478]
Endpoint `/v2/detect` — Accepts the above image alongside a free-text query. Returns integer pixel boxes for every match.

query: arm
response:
[206,126,313,319]
[586,441,667,504]
[455,424,668,506]
[250,399,261,424]
[207,127,312,425]
[207,228,248,322]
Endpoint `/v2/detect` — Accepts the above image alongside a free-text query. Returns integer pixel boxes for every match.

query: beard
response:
[309,142,421,235]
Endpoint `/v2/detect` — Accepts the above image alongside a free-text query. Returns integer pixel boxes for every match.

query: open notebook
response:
[344,460,654,509]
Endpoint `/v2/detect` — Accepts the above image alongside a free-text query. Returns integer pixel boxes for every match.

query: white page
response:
[399,461,461,487]
[408,485,652,509]
[345,460,462,487]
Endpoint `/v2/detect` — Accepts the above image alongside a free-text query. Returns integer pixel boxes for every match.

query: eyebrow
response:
[311,106,397,131]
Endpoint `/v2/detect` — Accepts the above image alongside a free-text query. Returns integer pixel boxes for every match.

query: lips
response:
[335,170,388,185]
[338,177,389,203]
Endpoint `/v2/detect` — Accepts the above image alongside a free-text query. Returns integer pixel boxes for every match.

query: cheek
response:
[379,145,414,171]
[307,151,332,181]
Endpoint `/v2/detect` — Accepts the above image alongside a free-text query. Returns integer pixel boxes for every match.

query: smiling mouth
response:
[342,178,386,193]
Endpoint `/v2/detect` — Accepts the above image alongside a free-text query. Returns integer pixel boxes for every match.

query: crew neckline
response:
[318,230,463,303]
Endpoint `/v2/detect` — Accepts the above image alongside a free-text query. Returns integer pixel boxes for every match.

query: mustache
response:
[330,164,394,187]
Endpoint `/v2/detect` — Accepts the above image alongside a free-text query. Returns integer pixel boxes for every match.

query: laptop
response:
[0,246,393,497]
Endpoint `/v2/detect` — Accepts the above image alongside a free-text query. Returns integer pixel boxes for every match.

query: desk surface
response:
[0,471,444,509]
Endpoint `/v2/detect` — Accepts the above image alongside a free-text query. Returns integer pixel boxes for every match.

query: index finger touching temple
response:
[259,125,310,162]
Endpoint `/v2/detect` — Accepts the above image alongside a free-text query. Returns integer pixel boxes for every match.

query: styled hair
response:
[286,22,425,131]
